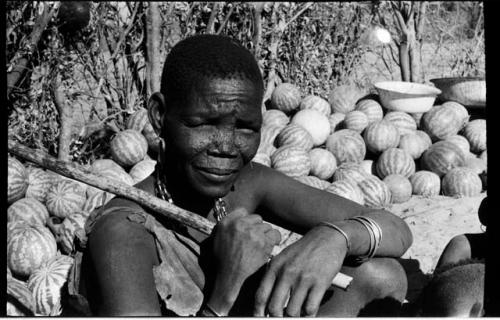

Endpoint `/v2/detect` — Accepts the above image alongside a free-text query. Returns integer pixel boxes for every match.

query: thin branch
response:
[206,2,221,34]
[415,1,427,39]
[281,2,314,32]
[216,5,235,35]
[110,2,139,61]
[251,2,265,57]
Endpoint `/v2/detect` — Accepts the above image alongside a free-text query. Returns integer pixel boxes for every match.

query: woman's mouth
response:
[194,166,237,182]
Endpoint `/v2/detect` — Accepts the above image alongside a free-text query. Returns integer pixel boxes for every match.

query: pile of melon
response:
[254,82,487,209]
[6,108,159,316]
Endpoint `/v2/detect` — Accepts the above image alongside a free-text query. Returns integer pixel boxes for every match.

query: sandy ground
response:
[271,191,486,303]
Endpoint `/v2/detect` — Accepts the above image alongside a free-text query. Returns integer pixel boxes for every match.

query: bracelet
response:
[318,221,351,254]
[202,303,223,317]
[348,216,383,264]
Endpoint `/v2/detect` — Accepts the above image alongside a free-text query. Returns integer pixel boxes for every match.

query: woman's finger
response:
[254,267,277,316]
[285,280,311,317]
[303,284,328,317]
[266,272,295,317]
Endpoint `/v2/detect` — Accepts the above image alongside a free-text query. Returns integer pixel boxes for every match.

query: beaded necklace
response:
[155,169,229,223]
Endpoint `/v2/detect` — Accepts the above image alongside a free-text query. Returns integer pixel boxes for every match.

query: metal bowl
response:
[430,77,486,108]
[374,81,441,113]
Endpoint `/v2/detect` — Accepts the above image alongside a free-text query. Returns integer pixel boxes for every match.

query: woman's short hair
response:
[160,34,264,106]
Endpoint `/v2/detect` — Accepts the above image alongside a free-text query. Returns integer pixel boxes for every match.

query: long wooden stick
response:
[8,139,352,289]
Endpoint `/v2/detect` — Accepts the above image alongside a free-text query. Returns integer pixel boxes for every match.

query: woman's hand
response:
[253,225,348,317]
[208,208,282,315]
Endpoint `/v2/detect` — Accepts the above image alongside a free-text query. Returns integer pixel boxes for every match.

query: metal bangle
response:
[348,217,377,263]
[318,221,351,254]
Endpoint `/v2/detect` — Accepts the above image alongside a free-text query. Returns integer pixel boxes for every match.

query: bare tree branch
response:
[51,75,73,161]
[252,2,265,57]
[216,4,235,35]
[111,2,139,61]
[206,2,221,34]
[281,2,314,31]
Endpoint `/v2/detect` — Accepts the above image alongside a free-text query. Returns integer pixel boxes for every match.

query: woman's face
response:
[163,77,262,198]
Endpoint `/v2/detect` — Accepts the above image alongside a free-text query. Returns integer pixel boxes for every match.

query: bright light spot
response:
[373,27,391,44]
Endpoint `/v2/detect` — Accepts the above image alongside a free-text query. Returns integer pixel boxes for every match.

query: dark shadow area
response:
[396,258,432,316]
[358,296,404,317]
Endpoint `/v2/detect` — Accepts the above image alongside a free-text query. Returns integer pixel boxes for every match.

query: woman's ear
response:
[148,92,166,136]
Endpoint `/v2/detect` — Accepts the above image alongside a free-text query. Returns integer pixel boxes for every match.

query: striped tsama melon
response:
[398,133,428,160]
[46,180,87,218]
[142,123,161,153]
[463,154,487,175]
[8,157,29,204]
[309,148,337,180]
[442,167,482,197]
[410,112,424,128]
[383,111,417,136]
[325,180,365,205]
[271,83,302,114]
[25,168,54,204]
[262,109,290,128]
[383,174,412,204]
[91,158,124,173]
[360,160,375,176]
[415,130,432,149]
[355,99,383,124]
[299,95,331,117]
[271,146,311,177]
[326,129,366,164]
[27,255,74,316]
[7,273,35,316]
[462,119,486,153]
[295,175,331,190]
[421,104,463,141]
[110,129,148,167]
[291,109,331,146]
[252,153,271,167]
[441,101,469,130]
[58,211,88,254]
[421,141,466,177]
[260,124,283,147]
[276,124,314,151]
[8,198,49,226]
[443,135,470,156]
[126,108,149,132]
[328,113,346,133]
[129,159,157,183]
[363,120,400,154]
[332,162,368,184]
[328,84,362,114]
[358,176,392,209]
[7,223,57,278]
[479,150,487,163]
[83,191,115,214]
[344,111,369,133]
[376,148,416,179]
[409,170,441,197]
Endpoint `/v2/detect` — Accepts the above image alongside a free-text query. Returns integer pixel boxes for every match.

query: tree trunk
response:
[146,2,162,95]
[51,76,73,161]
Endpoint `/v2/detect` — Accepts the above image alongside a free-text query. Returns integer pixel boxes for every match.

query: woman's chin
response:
[188,168,237,199]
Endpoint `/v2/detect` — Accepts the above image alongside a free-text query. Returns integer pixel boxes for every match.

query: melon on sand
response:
[383,174,412,204]
[7,223,58,279]
[325,180,365,205]
[329,84,364,114]
[300,95,331,117]
[409,170,441,197]
[25,168,54,204]
[363,120,400,154]
[326,129,366,164]
[8,157,29,204]
[383,111,417,136]
[291,109,331,146]
[376,148,416,179]
[462,119,486,153]
[295,175,331,190]
[262,109,289,128]
[110,129,148,167]
[355,99,383,124]
[328,113,346,134]
[421,104,464,141]
[309,148,337,180]
[275,123,314,151]
[46,180,87,218]
[398,133,428,160]
[271,146,311,178]
[343,111,369,133]
[358,176,392,209]
[442,167,482,197]
[421,140,466,177]
[332,162,368,184]
[8,198,49,226]
[27,255,74,316]
[271,83,302,114]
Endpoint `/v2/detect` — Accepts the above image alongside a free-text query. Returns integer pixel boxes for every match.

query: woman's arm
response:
[88,210,162,316]
[249,163,413,257]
